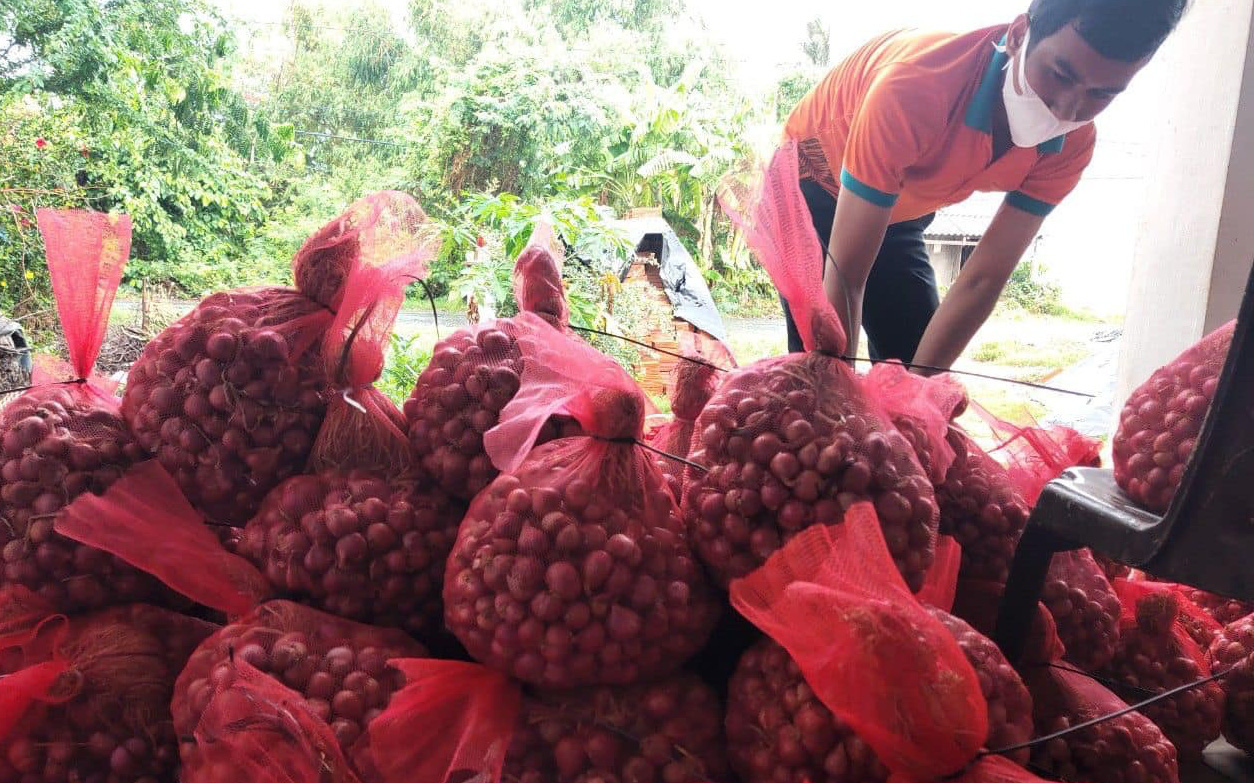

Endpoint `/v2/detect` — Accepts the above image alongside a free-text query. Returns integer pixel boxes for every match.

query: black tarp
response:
[603,215,728,343]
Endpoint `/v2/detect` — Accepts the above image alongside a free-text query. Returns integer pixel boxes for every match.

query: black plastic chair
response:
[995,259,1254,666]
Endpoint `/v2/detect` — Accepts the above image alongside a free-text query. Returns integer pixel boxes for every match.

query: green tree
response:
[802,17,831,67]
[1,0,285,297]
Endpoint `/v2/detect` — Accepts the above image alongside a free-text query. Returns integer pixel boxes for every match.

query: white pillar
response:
[1117,0,1254,400]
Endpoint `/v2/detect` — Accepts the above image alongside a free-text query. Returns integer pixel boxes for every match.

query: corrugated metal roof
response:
[925,191,1003,241]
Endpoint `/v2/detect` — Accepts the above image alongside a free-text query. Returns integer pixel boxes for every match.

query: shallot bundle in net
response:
[503,673,730,783]
[977,414,1118,668]
[305,199,440,476]
[0,210,178,614]
[1042,549,1122,671]
[687,141,938,591]
[443,316,719,687]
[171,600,429,782]
[0,587,216,783]
[1179,585,1254,627]
[861,362,966,486]
[936,427,1030,585]
[646,334,732,501]
[122,192,434,526]
[404,234,580,500]
[1025,666,1179,783]
[512,221,569,329]
[1208,611,1254,753]
[726,505,1044,783]
[1096,580,1223,758]
[350,657,728,783]
[1113,321,1233,512]
[234,471,465,644]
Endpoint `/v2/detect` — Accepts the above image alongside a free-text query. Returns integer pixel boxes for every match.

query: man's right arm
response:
[823,189,894,357]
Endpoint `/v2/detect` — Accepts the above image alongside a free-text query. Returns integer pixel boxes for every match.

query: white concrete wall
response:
[1116,0,1254,399]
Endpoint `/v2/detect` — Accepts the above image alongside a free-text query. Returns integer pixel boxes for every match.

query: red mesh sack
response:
[1113,320,1233,512]
[1095,580,1223,758]
[185,657,364,783]
[512,220,570,329]
[54,459,274,618]
[687,142,938,591]
[0,210,180,614]
[646,334,732,501]
[307,195,439,476]
[1179,585,1254,628]
[727,504,1047,783]
[917,533,962,612]
[862,362,967,485]
[0,587,217,783]
[172,600,428,782]
[1042,549,1122,671]
[936,426,1030,585]
[1139,582,1225,649]
[402,285,583,501]
[234,470,464,644]
[1208,611,1254,753]
[978,408,1102,507]
[355,660,519,783]
[443,318,718,687]
[504,673,730,783]
[1094,553,1133,581]
[122,193,431,526]
[1025,665,1179,783]
[951,578,1064,666]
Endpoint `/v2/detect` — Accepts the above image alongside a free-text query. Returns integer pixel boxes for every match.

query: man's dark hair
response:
[1027,0,1188,61]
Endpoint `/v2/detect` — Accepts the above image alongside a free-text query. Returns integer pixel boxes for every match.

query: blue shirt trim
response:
[1006,190,1056,217]
[839,168,899,208]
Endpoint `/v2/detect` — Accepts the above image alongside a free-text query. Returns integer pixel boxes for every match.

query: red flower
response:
[34,138,46,149]
[475,235,486,248]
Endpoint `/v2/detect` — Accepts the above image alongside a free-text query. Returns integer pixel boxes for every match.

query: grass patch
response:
[727,330,787,365]
[970,338,1087,372]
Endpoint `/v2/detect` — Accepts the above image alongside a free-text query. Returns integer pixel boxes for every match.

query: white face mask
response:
[999,30,1091,148]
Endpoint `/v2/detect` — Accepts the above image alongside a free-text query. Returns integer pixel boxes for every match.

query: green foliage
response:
[774,70,817,121]
[1002,258,1067,316]
[378,332,431,406]
[2,0,808,342]
[1,0,284,301]
[0,97,89,318]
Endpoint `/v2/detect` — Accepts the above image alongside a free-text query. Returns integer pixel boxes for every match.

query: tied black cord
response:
[572,323,1096,399]
[1042,661,1160,700]
[568,325,731,372]
[975,664,1235,762]
[592,434,710,473]
[0,377,87,396]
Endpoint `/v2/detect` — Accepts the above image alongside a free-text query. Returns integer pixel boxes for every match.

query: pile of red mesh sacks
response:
[5,143,1254,783]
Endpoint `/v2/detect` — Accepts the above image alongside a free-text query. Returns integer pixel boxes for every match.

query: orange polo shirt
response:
[785,25,1097,222]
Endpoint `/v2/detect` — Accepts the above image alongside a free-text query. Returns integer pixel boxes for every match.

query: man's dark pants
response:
[782,179,940,362]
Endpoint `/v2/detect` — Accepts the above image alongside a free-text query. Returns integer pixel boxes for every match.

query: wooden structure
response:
[620,252,706,399]
[611,209,729,401]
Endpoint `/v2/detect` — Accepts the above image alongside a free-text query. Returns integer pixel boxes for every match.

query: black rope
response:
[0,377,87,396]
[632,438,709,473]
[400,274,443,343]
[592,434,710,473]
[417,279,440,342]
[1042,661,1160,700]
[570,323,1096,399]
[568,325,731,372]
[980,664,1234,759]
[838,355,1097,399]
